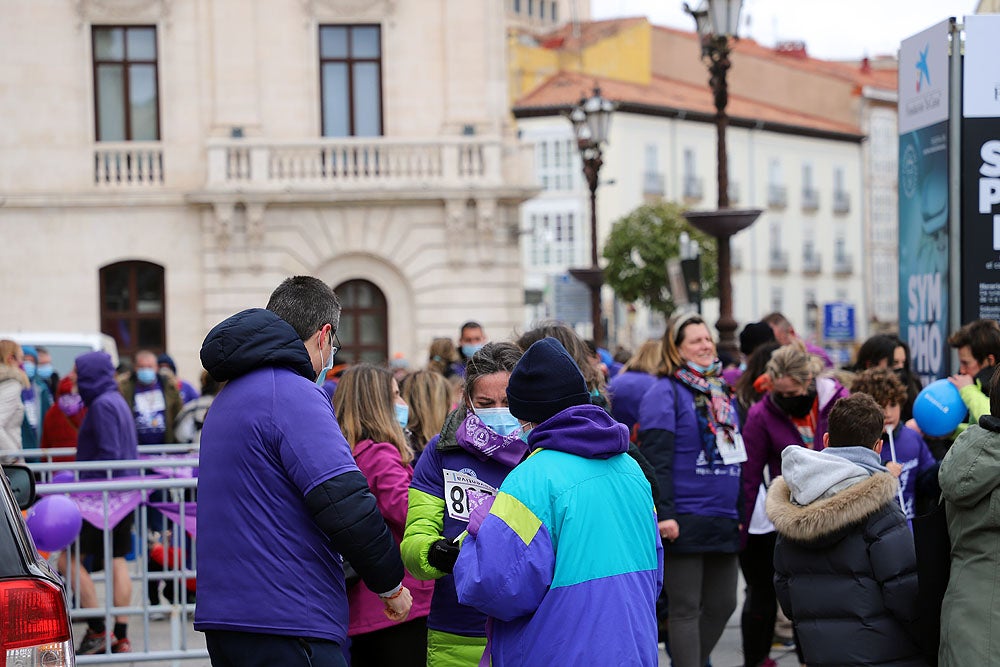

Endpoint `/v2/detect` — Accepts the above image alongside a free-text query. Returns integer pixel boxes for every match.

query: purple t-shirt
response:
[193,366,359,643]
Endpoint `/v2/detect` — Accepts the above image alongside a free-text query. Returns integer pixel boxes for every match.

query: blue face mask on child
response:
[36,364,54,379]
[22,362,36,379]
[394,403,410,430]
[475,407,521,436]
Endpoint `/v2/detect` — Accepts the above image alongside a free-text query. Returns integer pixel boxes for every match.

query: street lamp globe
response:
[581,87,614,147]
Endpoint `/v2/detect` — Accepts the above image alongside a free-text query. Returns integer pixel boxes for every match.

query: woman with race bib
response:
[401,342,524,666]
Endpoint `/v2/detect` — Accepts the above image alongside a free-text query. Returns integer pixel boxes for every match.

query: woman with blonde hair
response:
[0,339,29,463]
[636,313,744,667]
[333,364,434,666]
[399,370,452,459]
[738,340,848,667]
[607,339,662,435]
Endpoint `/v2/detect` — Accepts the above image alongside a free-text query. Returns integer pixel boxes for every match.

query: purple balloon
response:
[26,495,83,552]
[51,471,74,484]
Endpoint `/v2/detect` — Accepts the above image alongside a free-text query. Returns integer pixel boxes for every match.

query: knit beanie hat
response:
[739,321,776,356]
[506,337,591,424]
[156,354,177,373]
[21,345,38,361]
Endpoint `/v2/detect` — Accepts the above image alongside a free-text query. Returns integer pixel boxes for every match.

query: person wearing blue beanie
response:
[454,337,663,666]
[505,337,591,426]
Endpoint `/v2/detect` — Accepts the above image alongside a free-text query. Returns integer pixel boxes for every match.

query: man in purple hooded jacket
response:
[72,350,140,655]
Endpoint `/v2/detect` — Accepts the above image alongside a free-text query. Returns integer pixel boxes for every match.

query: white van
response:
[0,332,119,376]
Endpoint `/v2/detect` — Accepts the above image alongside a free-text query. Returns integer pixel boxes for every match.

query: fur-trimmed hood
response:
[767,472,900,543]
[0,364,28,389]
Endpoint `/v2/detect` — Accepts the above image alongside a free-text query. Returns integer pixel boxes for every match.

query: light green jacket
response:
[939,417,1000,666]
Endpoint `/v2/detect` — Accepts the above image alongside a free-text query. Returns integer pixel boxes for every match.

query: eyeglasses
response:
[330,332,341,359]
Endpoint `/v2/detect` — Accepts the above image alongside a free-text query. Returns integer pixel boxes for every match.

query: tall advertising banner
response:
[962,14,1000,322]
[899,21,951,384]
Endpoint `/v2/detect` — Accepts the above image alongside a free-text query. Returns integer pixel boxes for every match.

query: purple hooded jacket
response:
[740,375,848,532]
[75,351,139,479]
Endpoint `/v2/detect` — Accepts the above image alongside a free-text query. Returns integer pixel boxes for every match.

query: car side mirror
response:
[2,464,36,510]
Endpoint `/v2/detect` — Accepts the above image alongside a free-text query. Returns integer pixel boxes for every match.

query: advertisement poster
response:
[898,21,951,384]
[961,14,1000,321]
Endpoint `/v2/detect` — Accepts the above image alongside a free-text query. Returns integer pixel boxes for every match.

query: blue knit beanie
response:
[506,338,590,424]
[21,345,38,361]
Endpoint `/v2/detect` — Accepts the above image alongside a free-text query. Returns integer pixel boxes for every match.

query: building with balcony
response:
[510,17,887,348]
[0,0,538,373]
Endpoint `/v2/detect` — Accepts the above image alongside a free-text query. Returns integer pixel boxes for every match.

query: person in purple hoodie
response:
[71,351,139,655]
[637,313,744,667]
[401,342,524,666]
[194,276,411,667]
[454,337,662,666]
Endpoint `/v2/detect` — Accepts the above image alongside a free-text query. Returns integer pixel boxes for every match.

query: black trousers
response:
[205,630,347,667]
[738,532,778,667]
[349,616,428,667]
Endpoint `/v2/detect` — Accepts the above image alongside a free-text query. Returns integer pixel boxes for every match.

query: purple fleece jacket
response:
[75,351,138,478]
[740,376,848,533]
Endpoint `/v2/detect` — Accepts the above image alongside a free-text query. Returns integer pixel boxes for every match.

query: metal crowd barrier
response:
[18,448,207,665]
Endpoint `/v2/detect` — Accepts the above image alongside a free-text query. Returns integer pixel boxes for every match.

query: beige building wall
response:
[0,0,537,378]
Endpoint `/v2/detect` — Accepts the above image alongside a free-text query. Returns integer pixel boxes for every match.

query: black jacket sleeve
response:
[637,428,676,520]
[627,441,661,507]
[304,470,405,595]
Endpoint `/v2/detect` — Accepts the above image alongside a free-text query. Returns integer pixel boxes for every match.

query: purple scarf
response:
[455,412,528,469]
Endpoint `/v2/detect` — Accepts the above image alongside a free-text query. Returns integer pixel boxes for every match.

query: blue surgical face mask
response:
[394,403,410,430]
[315,333,335,386]
[36,363,54,379]
[461,344,484,359]
[136,368,158,385]
[476,407,520,436]
[22,361,36,379]
[519,426,532,444]
[686,360,719,375]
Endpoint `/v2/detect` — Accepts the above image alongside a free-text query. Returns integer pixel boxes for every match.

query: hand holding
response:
[949,374,973,390]
[885,461,903,478]
[382,586,413,622]
[658,519,680,542]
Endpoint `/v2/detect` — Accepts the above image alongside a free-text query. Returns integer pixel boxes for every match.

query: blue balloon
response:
[912,379,968,437]
[25,495,83,552]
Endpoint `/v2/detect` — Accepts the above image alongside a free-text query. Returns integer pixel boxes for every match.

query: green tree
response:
[602,201,717,317]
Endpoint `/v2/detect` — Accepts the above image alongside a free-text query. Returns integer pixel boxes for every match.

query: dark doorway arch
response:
[99,260,166,360]
[334,279,388,364]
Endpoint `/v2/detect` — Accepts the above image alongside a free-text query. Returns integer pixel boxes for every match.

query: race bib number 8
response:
[443,469,497,522]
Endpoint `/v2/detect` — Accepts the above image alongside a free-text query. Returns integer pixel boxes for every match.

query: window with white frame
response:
[537,138,575,191]
[770,287,783,314]
[528,211,577,267]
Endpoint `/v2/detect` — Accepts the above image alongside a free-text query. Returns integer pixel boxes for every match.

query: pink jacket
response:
[348,439,434,636]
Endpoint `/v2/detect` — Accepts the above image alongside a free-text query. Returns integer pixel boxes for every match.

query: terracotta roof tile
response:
[514,70,862,137]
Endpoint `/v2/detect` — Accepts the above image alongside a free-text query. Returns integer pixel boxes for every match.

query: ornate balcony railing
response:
[94,143,164,186]
[204,137,528,192]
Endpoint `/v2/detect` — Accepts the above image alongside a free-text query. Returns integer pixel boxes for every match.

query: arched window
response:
[334,279,388,364]
[100,261,165,360]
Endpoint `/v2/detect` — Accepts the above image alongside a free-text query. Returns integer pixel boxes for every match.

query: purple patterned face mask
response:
[58,393,85,417]
[456,412,528,468]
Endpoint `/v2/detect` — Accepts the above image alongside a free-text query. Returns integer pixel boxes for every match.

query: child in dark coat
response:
[766,393,925,666]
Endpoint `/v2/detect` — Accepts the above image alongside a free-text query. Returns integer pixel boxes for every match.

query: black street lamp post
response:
[682,0,761,359]
[567,87,615,348]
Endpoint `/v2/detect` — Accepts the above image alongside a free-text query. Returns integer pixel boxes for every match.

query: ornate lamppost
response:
[681,0,761,359]
[567,86,615,348]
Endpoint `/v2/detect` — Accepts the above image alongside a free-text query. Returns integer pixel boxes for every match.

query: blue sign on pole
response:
[823,302,856,342]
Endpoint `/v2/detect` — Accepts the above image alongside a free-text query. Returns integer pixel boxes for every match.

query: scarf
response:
[675,363,738,463]
[455,412,528,469]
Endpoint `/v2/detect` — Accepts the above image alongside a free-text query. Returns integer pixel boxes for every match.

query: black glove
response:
[427,538,461,574]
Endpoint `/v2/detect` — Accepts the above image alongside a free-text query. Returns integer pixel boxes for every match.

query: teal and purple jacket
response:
[453,404,663,666]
